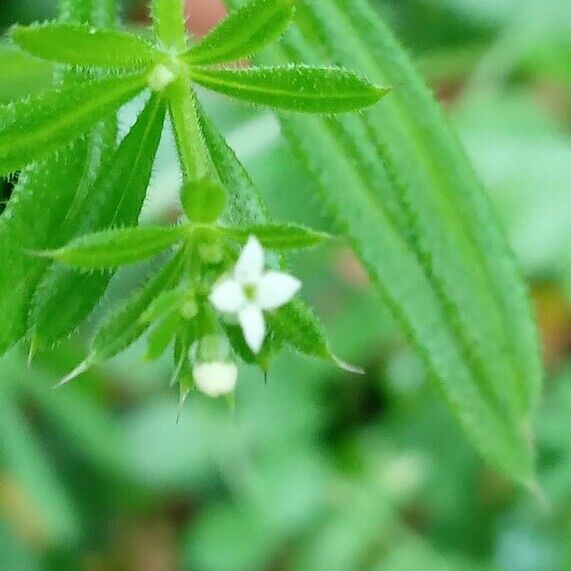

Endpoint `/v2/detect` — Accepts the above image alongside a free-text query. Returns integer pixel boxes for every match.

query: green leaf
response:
[146,311,182,361]
[0,149,94,355]
[89,249,186,363]
[222,223,331,249]
[29,94,167,347]
[44,225,188,270]
[0,71,147,175]
[12,23,161,69]
[187,65,389,113]
[181,178,227,223]
[230,0,543,483]
[151,0,187,52]
[185,0,295,65]
[58,0,116,27]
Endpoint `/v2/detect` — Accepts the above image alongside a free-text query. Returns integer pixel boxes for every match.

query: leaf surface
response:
[222,223,330,249]
[185,0,294,65]
[0,71,147,175]
[45,225,188,270]
[225,0,543,483]
[188,65,389,113]
[12,23,161,69]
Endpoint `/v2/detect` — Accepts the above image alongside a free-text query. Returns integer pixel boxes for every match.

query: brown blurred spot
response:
[533,283,571,370]
[333,247,371,288]
[186,0,227,37]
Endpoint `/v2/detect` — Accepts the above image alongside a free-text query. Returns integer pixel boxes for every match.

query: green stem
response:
[167,75,212,182]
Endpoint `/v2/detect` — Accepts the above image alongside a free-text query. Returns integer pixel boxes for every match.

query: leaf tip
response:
[332,354,364,375]
[54,359,91,389]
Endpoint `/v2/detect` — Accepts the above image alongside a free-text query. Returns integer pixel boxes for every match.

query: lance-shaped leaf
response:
[188,65,389,113]
[222,223,331,249]
[43,225,188,270]
[0,71,147,175]
[185,0,294,65]
[29,94,167,348]
[226,0,543,484]
[12,23,162,69]
[89,250,186,363]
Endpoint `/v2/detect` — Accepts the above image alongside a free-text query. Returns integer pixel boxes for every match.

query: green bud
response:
[180,178,226,223]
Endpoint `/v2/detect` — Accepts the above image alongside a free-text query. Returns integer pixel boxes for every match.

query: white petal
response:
[239,304,266,354]
[257,271,301,310]
[193,362,238,398]
[209,278,245,313]
[234,235,264,285]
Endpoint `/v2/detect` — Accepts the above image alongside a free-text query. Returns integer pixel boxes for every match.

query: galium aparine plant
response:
[0,0,388,400]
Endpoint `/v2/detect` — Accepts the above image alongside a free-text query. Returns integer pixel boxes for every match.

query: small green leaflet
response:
[181,178,227,223]
[145,311,182,361]
[188,65,390,113]
[0,71,147,175]
[185,0,295,65]
[12,23,161,69]
[231,0,543,484]
[30,94,167,348]
[222,223,331,249]
[43,225,188,270]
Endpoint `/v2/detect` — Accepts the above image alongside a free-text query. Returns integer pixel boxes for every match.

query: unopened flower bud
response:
[193,361,238,398]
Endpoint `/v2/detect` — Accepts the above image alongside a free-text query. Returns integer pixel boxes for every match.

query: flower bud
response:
[193,361,238,398]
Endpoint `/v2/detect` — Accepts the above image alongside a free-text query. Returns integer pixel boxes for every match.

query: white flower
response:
[209,235,301,353]
[193,361,238,398]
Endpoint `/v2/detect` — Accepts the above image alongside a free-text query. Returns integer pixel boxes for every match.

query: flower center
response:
[243,284,258,302]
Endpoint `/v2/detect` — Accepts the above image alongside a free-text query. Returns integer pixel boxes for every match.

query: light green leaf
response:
[151,0,187,52]
[222,223,331,249]
[89,249,186,362]
[185,0,294,65]
[188,65,389,113]
[44,225,188,270]
[30,94,167,347]
[228,0,542,483]
[0,71,147,175]
[12,23,161,69]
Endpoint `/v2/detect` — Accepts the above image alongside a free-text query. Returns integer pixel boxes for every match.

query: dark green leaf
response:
[188,65,389,113]
[0,71,147,175]
[12,23,161,69]
[185,0,294,65]
[222,223,331,249]
[43,225,188,270]
[29,94,167,347]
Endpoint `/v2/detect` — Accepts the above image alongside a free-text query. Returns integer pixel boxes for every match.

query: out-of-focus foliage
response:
[0,0,570,570]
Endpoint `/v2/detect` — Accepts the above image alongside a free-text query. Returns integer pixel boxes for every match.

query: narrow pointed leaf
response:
[44,225,188,270]
[222,223,331,249]
[12,23,162,69]
[0,0,119,355]
[226,0,543,483]
[30,94,167,347]
[90,249,186,362]
[185,0,294,65]
[0,71,147,175]
[188,65,389,113]
[146,311,182,361]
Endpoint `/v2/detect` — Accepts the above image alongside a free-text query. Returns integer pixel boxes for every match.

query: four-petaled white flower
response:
[209,235,301,353]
